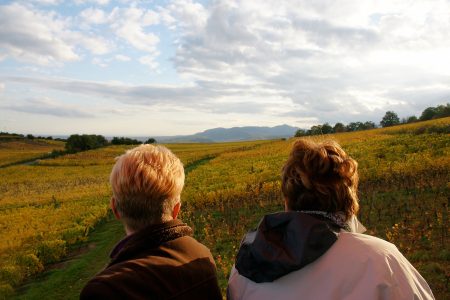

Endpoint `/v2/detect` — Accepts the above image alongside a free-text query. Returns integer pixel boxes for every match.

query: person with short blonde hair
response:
[228,139,434,300]
[81,144,221,300]
[110,144,185,231]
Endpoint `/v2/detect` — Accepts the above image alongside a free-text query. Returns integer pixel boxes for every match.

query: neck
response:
[125,226,135,236]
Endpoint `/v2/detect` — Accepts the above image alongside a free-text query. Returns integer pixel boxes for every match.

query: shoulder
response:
[80,277,120,300]
[336,231,400,256]
[81,236,220,299]
[164,235,216,262]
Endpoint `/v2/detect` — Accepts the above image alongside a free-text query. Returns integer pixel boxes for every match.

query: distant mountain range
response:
[155,124,299,143]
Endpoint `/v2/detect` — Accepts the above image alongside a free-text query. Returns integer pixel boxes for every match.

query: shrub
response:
[36,240,67,264]
[0,283,14,300]
[0,265,21,286]
[15,254,44,277]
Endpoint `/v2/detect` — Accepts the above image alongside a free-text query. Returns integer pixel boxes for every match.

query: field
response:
[0,139,65,167]
[0,118,449,299]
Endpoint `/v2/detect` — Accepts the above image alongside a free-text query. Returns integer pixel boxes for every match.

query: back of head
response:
[110,144,185,231]
[281,139,359,220]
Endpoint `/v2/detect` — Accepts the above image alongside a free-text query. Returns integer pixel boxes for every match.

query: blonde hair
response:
[281,139,359,220]
[110,144,185,230]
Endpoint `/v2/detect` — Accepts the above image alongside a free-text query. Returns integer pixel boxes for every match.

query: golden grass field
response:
[0,118,449,298]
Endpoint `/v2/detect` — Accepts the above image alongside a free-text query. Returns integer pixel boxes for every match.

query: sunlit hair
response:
[110,144,185,230]
[281,139,359,221]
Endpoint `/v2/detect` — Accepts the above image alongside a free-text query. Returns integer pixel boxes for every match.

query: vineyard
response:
[0,118,449,299]
[0,139,65,167]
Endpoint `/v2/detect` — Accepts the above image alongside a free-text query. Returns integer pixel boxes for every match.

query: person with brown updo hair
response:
[227,139,434,300]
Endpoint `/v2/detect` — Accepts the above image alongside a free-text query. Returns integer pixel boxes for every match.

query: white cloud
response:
[110,6,160,53]
[115,54,131,61]
[0,3,111,65]
[0,82,4,93]
[92,57,108,67]
[161,0,450,124]
[31,0,62,5]
[139,55,159,70]
[2,0,450,133]
[80,7,108,24]
[0,3,79,65]
[75,0,110,6]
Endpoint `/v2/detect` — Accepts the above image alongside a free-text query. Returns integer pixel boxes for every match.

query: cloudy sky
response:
[1,0,449,136]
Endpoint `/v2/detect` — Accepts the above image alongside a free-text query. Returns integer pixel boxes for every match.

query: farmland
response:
[0,118,449,299]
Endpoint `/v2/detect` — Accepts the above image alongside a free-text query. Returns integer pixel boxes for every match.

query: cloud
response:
[3,97,95,118]
[0,3,79,65]
[161,0,450,124]
[115,54,131,61]
[0,3,112,65]
[139,55,159,70]
[109,6,160,53]
[75,0,110,5]
[92,57,108,68]
[2,0,450,132]
[3,76,283,115]
[80,7,108,24]
[31,0,62,5]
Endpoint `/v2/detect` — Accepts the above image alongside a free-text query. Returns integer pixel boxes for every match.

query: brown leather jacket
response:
[80,219,222,300]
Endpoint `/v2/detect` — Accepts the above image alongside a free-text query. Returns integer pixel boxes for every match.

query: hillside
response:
[1,118,448,299]
[156,124,298,142]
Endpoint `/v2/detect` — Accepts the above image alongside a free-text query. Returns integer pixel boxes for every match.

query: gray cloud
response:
[2,0,450,133]
[3,76,280,114]
[3,97,95,118]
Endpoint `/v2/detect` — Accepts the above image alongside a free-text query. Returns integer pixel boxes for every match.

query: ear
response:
[172,201,181,219]
[110,197,121,220]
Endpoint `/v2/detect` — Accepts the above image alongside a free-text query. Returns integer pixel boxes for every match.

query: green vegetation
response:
[295,102,450,137]
[13,216,124,300]
[65,134,108,152]
[0,118,448,299]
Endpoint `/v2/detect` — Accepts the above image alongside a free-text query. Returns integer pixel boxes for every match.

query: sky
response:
[0,0,449,136]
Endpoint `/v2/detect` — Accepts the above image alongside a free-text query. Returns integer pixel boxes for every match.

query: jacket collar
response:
[109,219,193,265]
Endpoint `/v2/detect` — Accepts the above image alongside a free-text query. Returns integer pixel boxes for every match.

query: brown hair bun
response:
[281,139,359,220]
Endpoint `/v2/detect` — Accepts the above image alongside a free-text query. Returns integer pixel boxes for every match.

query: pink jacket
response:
[227,212,434,300]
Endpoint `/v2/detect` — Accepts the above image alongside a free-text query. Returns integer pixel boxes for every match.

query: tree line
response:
[0,132,156,153]
[65,135,156,152]
[295,103,449,137]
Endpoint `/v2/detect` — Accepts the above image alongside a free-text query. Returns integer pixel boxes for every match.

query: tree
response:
[362,121,376,130]
[310,125,323,135]
[406,116,418,123]
[65,134,108,152]
[346,122,362,132]
[434,104,450,119]
[380,111,400,127]
[294,129,308,137]
[333,123,346,133]
[112,137,141,145]
[145,138,156,144]
[26,134,35,140]
[321,123,333,134]
[420,103,450,120]
[420,107,437,121]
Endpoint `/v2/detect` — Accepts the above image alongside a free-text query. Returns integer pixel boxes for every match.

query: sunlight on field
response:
[0,119,449,298]
[0,139,65,167]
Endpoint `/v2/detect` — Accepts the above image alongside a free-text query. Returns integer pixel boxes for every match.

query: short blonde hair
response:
[281,139,359,220]
[110,144,185,230]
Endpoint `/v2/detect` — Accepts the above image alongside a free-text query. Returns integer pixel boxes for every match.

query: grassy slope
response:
[11,155,219,299]
[13,216,124,300]
[10,119,450,299]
